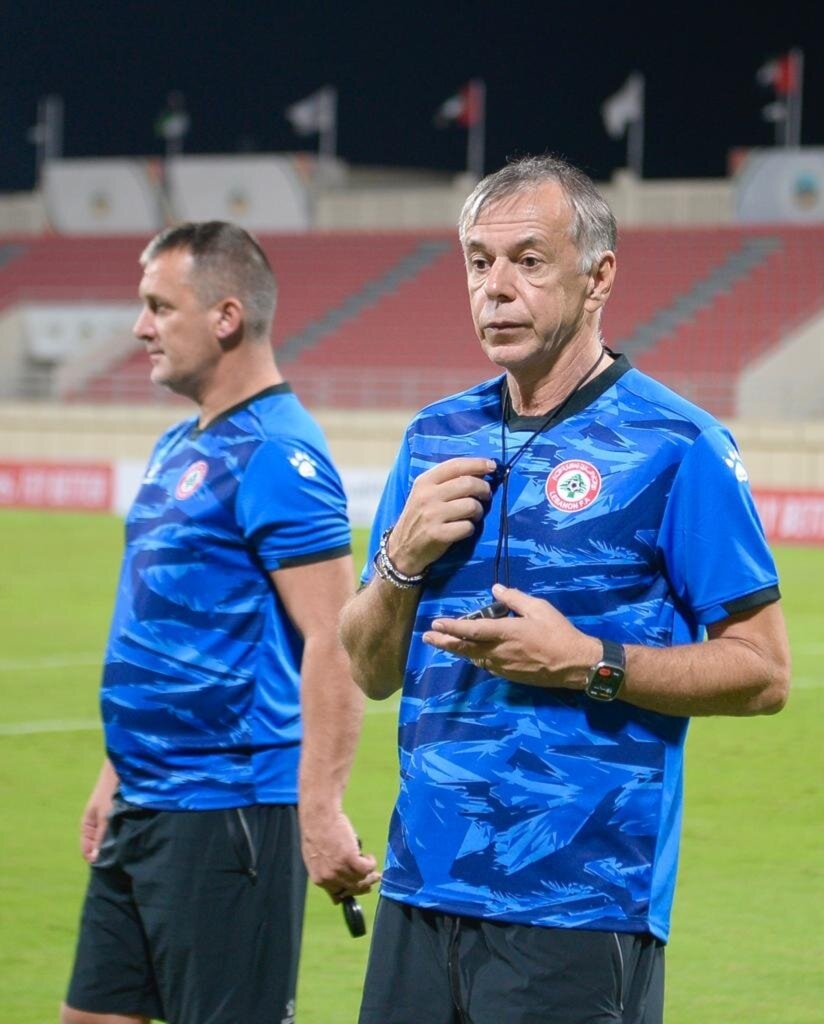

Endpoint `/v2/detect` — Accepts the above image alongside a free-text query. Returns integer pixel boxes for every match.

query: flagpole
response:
[466,79,485,180]
[285,86,338,184]
[29,94,64,188]
[319,87,337,167]
[788,48,803,148]
[626,74,644,177]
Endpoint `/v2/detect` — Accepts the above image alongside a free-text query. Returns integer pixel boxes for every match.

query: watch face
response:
[586,663,624,701]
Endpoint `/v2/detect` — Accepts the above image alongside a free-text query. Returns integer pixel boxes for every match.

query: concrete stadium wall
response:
[0,171,734,235]
[314,171,734,230]
[737,309,824,420]
[1,401,823,491]
[0,403,409,466]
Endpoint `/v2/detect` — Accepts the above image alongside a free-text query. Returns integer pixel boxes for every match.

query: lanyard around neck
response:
[492,346,607,587]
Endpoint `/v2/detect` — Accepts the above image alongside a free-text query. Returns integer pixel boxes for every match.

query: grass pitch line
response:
[0,698,401,737]
[0,654,101,672]
[0,669,818,738]
[4,639,824,674]
[0,718,101,736]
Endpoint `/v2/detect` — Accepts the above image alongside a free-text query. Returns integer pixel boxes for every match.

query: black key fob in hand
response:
[342,895,366,938]
[342,834,367,937]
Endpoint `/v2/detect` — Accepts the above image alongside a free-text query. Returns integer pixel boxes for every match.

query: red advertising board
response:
[0,461,113,512]
[752,489,824,544]
[0,461,822,544]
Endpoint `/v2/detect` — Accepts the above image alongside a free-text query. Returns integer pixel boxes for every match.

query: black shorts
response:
[65,796,306,1024]
[358,898,665,1024]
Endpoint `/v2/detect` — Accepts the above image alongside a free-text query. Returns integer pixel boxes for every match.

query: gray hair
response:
[458,154,617,273]
[140,221,277,340]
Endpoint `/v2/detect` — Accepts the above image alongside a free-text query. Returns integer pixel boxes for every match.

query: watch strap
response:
[601,638,626,670]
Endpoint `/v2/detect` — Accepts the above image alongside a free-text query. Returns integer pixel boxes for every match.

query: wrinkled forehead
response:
[465,183,574,246]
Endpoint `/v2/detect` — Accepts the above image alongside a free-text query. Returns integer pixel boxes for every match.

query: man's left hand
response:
[299,807,381,904]
[423,582,600,690]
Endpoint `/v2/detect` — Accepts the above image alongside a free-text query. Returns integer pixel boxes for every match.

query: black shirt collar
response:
[504,352,630,431]
[191,382,293,436]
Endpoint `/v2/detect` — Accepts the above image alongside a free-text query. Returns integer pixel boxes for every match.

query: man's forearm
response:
[298,638,365,808]
[620,626,790,717]
[297,633,381,897]
[339,578,420,700]
[424,587,790,718]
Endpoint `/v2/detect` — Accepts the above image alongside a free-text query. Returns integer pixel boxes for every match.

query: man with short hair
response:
[62,221,378,1024]
[340,156,790,1023]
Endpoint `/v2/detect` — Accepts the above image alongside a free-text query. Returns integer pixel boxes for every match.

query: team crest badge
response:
[546,460,602,513]
[175,460,208,500]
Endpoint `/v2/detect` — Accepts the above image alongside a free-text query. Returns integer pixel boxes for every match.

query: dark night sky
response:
[2,2,822,192]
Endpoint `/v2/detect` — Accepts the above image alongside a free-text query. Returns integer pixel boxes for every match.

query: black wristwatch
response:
[585,639,626,701]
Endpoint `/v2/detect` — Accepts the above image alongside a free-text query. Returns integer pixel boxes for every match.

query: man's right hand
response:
[80,758,118,863]
[387,457,497,575]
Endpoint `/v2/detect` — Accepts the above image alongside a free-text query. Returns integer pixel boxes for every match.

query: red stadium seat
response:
[2,226,823,415]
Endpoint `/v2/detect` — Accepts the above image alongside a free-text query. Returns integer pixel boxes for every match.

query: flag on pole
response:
[756,49,804,147]
[434,81,484,128]
[27,94,64,187]
[601,73,645,177]
[761,101,787,124]
[434,80,486,180]
[601,74,644,139]
[155,91,190,158]
[757,53,798,97]
[285,86,336,136]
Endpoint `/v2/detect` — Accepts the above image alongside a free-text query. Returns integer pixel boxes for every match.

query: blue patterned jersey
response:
[102,384,351,810]
[362,356,779,941]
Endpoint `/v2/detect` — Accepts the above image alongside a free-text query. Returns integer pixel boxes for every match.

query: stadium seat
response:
[2,226,823,415]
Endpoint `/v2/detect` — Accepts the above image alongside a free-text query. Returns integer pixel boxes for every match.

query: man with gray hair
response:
[341,155,789,1022]
[61,221,378,1024]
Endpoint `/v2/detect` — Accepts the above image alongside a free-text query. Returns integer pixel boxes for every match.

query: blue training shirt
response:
[362,356,779,942]
[102,384,351,810]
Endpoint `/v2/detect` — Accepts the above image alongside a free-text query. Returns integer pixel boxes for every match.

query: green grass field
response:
[0,509,822,1023]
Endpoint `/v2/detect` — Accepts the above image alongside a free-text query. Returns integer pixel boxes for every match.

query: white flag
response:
[285,86,336,136]
[434,92,466,125]
[601,74,644,139]
[761,101,788,124]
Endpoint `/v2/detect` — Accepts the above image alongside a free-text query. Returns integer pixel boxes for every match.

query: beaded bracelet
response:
[372,526,428,590]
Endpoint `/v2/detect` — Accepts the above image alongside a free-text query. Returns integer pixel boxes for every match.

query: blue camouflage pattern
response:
[102,385,351,810]
[363,356,779,941]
